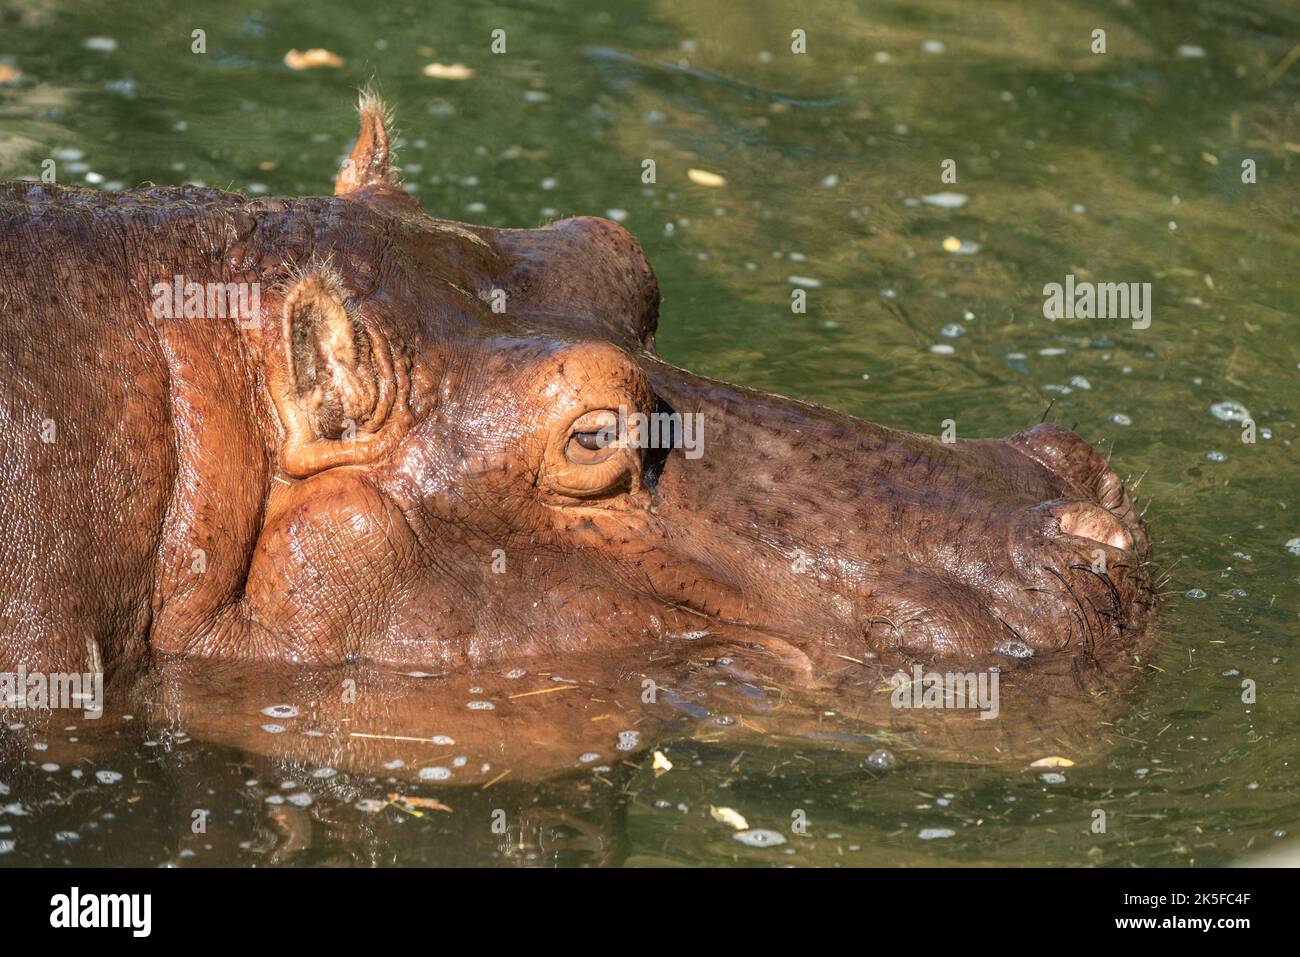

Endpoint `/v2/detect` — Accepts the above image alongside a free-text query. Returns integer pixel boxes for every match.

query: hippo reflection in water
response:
[0,96,1155,729]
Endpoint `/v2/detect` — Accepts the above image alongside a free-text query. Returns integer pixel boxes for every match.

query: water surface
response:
[1,0,1298,866]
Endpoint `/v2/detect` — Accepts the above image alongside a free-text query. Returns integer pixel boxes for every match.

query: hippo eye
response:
[565,410,621,466]
[545,408,641,499]
[572,431,606,452]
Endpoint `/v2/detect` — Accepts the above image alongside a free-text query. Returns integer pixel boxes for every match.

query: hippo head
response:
[236,97,1155,679]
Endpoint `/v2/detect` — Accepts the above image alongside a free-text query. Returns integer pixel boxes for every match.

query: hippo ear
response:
[334,89,399,196]
[267,271,412,477]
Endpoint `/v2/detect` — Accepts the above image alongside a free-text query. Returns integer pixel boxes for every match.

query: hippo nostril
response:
[1053,501,1132,550]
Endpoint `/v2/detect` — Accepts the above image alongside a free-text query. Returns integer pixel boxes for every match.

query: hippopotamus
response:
[0,95,1155,690]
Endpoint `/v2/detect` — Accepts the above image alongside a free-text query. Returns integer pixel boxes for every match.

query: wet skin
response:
[0,97,1155,697]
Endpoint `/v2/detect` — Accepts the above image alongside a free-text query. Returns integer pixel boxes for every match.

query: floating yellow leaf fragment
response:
[387,793,453,813]
[687,168,727,188]
[709,805,749,830]
[941,236,962,253]
[0,64,22,85]
[1200,152,1218,166]
[422,62,474,80]
[1030,756,1075,768]
[284,48,344,70]
[652,750,673,771]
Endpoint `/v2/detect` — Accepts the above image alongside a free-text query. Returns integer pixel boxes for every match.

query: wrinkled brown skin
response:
[0,100,1156,703]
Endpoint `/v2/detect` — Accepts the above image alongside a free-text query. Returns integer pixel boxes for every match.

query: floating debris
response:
[652,750,673,772]
[1030,756,1075,768]
[710,805,749,830]
[422,63,474,80]
[922,192,968,209]
[687,168,727,188]
[284,48,344,70]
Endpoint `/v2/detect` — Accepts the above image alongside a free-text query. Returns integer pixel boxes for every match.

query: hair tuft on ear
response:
[335,85,401,196]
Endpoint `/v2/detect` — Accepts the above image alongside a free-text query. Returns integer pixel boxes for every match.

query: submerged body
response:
[0,98,1155,691]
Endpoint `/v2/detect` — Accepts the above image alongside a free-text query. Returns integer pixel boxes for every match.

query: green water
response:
[1,0,1298,866]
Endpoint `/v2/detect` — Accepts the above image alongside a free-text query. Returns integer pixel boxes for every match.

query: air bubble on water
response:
[734,829,787,847]
[467,701,495,710]
[419,767,451,781]
[354,799,386,813]
[261,704,298,719]
[1284,538,1300,557]
[431,735,455,745]
[452,756,467,767]
[930,344,955,355]
[504,668,526,679]
[1068,376,1092,390]
[1199,397,1247,423]
[940,323,964,338]
[865,748,896,770]
[311,768,338,780]
[922,192,968,209]
[539,177,557,190]
[40,763,58,772]
[84,36,118,52]
[918,828,955,840]
[1039,347,1066,356]
[0,841,13,855]
[260,724,285,734]
[264,795,284,805]
[1222,668,1240,677]
[788,275,820,288]
[880,289,897,299]
[287,793,313,807]
[715,715,736,726]
[95,770,122,785]
[32,742,47,751]
[53,831,80,843]
[1110,413,1132,426]
[1185,588,1207,600]
[578,752,601,763]
[383,759,405,770]
[1205,450,1228,462]
[920,40,946,54]
[606,208,628,222]
[1040,772,1066,784]
[1177,44,1206,58]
